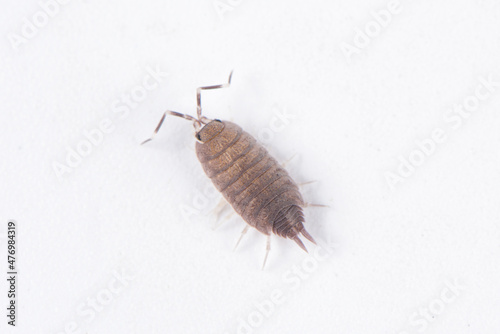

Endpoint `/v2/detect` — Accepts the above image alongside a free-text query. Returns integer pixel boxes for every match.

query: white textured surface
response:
[1,0,500,333]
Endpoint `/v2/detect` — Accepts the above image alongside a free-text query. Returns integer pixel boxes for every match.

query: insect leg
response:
[281,153,297,168]
[297,180,318,187]
[213,211,235,231]
[212,197,228,218]
[261,235,271,270]
[304,202,330,208]
[233,225,250,251]
[211,198,234,230]
[197,70,233,119]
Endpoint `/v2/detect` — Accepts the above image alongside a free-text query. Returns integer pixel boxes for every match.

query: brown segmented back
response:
[195,120,315,251]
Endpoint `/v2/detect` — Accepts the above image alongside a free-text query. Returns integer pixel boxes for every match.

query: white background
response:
[1,0,499,333]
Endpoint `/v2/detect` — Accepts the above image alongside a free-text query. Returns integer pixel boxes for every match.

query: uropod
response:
[142,72,320,268]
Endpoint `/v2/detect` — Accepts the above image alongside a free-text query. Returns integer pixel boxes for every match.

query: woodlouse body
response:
[142,72,316,266]
[195,120,315,251]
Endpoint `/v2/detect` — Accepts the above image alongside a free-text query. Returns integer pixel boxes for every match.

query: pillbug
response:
[142,72,318,268]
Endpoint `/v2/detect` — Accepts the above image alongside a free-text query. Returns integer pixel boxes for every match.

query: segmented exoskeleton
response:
[142,72,316,268]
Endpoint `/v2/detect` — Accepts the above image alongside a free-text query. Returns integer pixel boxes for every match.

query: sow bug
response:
[142,72,319,268]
